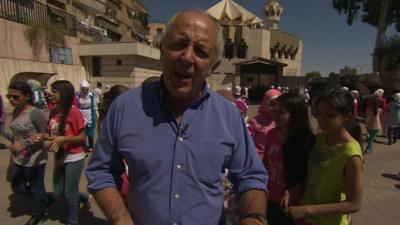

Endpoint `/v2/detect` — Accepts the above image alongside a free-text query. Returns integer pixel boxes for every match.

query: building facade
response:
[0,0,87,109]
[204,0,303,92]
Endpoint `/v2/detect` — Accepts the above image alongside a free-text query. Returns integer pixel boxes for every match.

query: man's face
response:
[161,12,219,101]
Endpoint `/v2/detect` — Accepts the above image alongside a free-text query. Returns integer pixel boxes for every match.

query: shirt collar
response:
[157,75,210,110]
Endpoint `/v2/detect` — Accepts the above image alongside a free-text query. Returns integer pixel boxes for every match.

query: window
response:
[116,59,122,65]
[237,38,247,59]
[92,57,102,77]
[224,39,234,59]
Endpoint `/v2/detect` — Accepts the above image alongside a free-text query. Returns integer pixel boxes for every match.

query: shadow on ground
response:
[7,193,107,225]
[381,173,400,181]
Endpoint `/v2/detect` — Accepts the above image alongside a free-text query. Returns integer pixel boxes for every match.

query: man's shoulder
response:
[207,90,241,116]
[113,84,157,107]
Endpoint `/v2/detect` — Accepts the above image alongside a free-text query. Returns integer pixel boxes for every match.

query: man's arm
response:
[86,97,128,224]
[94,187,133,225]
[227,110,269,225]
[239,189,267,225]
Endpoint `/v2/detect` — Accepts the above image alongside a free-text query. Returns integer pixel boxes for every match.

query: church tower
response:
[264,0,283,30]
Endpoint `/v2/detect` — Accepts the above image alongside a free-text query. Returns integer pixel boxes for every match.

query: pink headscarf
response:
[258,89,282,116]
[235,99,249,117]
[248,89,282,159]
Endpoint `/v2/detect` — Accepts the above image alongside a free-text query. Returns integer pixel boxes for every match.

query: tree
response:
[376,35,400,70]
[305,71,322,81]
[332,0,400,72]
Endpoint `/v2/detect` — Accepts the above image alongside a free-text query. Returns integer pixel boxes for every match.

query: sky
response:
[141,0,397,76]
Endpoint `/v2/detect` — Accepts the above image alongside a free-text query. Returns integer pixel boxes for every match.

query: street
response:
[0,106,399,225]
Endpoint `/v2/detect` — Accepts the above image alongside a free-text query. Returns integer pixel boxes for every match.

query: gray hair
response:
[160,9,224,63]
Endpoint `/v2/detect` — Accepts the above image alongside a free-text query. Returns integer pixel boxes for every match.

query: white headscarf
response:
[80,80,91,88]
[374,88,384,97]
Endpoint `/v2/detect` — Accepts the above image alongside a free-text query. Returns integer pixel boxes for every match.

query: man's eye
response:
[194,46,209,59]
[169,42,187,50]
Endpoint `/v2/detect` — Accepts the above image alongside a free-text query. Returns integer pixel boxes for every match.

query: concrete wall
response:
[0,57,87,110]
[244,28,271,59]
[0,18,82,65]
[89,68,161,88]
[89,55,161,78]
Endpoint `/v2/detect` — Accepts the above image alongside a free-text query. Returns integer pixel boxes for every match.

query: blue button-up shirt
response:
[86,81,268,225]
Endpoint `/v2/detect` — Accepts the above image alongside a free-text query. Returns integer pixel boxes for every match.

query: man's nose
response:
[180,45,195,65]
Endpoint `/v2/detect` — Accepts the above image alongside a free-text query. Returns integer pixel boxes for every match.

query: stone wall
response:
[0,18,82,65]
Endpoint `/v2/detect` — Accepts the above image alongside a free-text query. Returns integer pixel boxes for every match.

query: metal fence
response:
[0,0,76,36]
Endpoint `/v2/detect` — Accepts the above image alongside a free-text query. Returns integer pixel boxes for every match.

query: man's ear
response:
[211,59,221,72]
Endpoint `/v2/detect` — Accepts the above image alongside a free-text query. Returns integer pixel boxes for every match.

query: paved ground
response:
[0,105,399,225]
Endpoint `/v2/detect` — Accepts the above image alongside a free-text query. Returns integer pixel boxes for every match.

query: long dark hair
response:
[316,89,361,143]
[50,80,75,136]
[277,93,315,188]
[8,81,34,118]
[98,85,129,132]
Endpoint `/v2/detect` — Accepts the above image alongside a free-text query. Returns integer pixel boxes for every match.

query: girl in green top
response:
[285,89,363,225]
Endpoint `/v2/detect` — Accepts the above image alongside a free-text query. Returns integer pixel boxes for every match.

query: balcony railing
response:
[0,0,77,36]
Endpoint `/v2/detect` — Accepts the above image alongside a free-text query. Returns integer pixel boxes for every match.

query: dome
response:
[264,0,283,21]
[207,0,263,25]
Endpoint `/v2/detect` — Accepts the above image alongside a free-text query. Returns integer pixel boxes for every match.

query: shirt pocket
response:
[195,142,232,183]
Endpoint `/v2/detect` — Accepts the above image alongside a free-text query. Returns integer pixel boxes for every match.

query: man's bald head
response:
[160,9,223,62]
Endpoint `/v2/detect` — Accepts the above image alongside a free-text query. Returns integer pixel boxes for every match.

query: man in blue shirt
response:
[86,9,268,225]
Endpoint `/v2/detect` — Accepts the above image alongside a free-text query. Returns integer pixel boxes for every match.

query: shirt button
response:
[174,193,180,199]
[178,137,184,142]
[177,165,182,169]
[173,223,178,225]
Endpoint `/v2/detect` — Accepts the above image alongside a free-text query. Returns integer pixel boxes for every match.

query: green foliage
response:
[376,35,400,69]
[42,22,65,46]
[332,0,400,31]
[305,71,322,81]
[24,23,46,57]
[25,22,65,49]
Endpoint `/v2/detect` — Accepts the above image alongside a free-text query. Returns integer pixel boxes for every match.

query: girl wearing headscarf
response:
[76,80,97,152]
[386,93,400,145]
[248,88,282,159]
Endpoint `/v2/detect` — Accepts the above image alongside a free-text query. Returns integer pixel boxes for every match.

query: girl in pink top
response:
[365,95,382,153]
[263,93,315,225]
[248,89,282,159]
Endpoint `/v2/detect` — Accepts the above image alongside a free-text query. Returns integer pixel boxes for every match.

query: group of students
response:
[3,77,366,225]
[364,88,400,153]
[219,87,363,225]
[1,79,129,225]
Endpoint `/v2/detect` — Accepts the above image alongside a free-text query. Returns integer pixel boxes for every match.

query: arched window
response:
[237,38,247,58]
[224,38,234,59]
